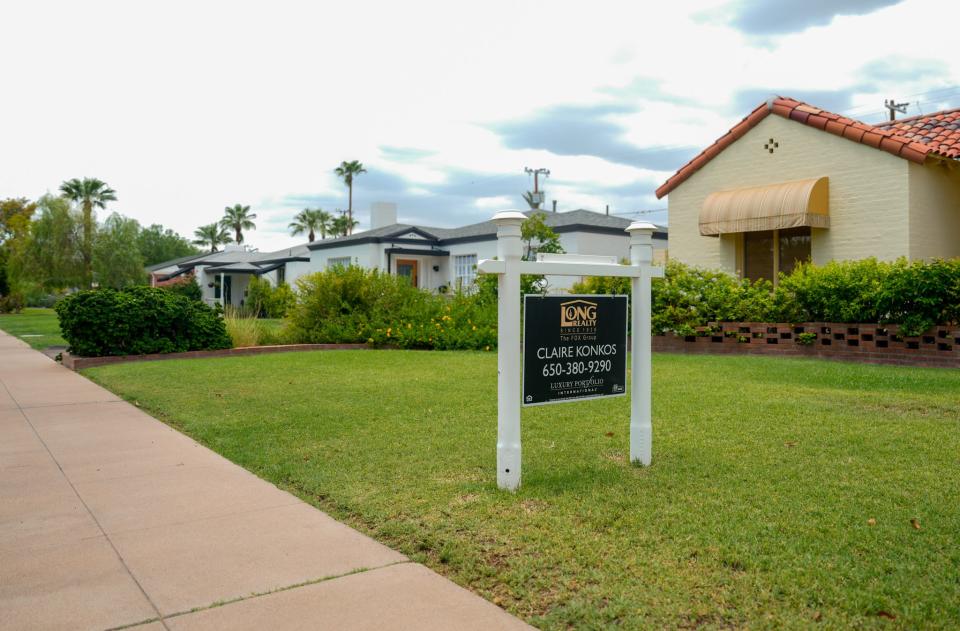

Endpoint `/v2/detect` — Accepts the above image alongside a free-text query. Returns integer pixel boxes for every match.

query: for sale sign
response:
[522,295,628,406]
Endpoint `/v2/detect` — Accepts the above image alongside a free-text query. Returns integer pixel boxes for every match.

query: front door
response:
[396,259,418,287]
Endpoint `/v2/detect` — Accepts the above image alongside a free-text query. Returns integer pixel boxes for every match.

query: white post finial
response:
[626,221,657,465]
[493,210,525,491]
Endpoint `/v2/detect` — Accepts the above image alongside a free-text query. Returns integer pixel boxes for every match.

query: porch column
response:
[221,273,225,309]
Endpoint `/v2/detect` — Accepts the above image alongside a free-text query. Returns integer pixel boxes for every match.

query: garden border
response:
[653,322,960,368]
[61,343,369,371]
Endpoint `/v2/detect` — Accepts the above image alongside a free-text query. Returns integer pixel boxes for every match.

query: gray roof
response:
[145,252,207,272]
[204,261,267,274]
[250,243,311,263]
[307,209,667,250]
[150,243,311,280]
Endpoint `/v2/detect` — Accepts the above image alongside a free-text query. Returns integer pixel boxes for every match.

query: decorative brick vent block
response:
[652,323,960,368]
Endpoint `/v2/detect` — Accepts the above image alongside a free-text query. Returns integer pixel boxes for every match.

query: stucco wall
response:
[666,115,910,273]
[908,161,960,260]
[309,243,379,271]
[284,260,313,287]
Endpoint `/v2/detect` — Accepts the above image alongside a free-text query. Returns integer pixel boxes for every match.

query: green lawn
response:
[84,351,960,629]
[0,308,67,350]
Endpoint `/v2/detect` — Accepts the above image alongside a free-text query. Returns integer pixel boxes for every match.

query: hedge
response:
[56,286,232,357]
[573,258,960,337]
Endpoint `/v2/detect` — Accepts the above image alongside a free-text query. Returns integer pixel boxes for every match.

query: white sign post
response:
[479,210,663,491]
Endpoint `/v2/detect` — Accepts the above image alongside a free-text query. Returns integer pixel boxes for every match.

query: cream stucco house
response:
[656,97,960,282]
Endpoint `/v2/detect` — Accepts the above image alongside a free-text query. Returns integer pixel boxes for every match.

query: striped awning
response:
[699,177,830,236]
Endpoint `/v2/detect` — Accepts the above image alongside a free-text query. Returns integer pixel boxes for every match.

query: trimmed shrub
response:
[55,286,232,357]
[286,267,497,350]
[572,258,960,335]
[775,258,960,336]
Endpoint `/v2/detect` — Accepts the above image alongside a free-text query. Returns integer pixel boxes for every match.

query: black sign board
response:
[523,295,628,406]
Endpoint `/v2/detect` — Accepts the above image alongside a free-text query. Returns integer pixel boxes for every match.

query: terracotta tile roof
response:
[655,97,959,199]
[877,108,960,160]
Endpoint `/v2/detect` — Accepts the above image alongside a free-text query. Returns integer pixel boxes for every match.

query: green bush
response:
[573,258,960,336]
[0,292,24,314]
[246,277,296,318]
[775,258,960,336]
[286,267,496,350]
[160,277,202,302]
[573,261,774,335]
[55,286,232,357]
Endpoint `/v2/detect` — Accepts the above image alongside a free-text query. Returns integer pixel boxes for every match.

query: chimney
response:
[370,202,398,229]
[605,204,609,216]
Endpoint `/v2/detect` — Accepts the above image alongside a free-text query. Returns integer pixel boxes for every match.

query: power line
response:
[611,208,667,217]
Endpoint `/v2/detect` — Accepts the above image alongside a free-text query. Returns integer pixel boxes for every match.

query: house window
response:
[743,227,811,283]
[328,256,352,269]
[454,254,477,289]
[276,265,286,285]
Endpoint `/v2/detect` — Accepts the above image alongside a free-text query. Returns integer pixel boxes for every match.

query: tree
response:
[8,195,84,292]
[93,213,145,289]
[288,208,331,242]
[521,191,542,210]
[0,198,37,246]
[330,214,359,238]
[59,178,117,288]
[220,204,256,244]
[521,212,563,260]
[334,160,366,234]
[0,198,36,298]
[136,224,200,266]
[519,212,564,295]
[193,223,233,253]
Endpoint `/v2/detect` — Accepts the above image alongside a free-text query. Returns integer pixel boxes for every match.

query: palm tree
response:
[59,177,117,287]
[334,160,366,234]
[330,214,359,238]
[316,209,334,239]
[220,204,257,244]
[288,208,332,242]
[193,223,233,253]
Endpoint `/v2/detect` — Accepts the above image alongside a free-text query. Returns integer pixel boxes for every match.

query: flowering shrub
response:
[286,266,497,350]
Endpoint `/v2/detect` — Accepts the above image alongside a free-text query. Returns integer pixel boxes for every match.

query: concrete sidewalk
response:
[0,331,531,631]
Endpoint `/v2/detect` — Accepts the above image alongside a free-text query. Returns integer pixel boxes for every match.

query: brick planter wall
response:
[61,343,369,371]
[652,323,960,368]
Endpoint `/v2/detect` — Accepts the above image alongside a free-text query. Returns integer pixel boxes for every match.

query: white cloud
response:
[0,0,956,254]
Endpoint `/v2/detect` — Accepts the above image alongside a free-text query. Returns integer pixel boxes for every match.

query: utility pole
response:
[524,167,550,209]
[884,98,909,121]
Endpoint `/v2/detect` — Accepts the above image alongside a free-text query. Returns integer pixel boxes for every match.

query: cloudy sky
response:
[2,0,958,252]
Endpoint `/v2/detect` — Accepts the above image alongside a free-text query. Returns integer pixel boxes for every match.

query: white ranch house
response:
[148,204,668,308]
